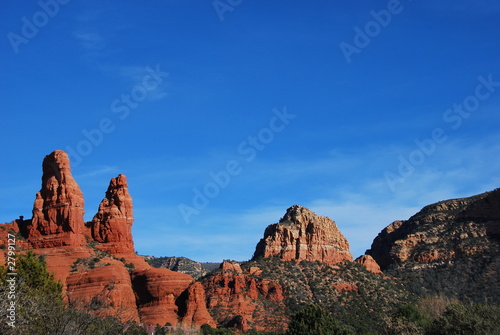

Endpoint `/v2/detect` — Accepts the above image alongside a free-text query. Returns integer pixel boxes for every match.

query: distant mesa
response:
[252,204,353,265]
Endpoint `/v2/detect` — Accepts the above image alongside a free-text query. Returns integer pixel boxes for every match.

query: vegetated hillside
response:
[199,257,413,334]
[144,256,208,279]
[367,188,500,304]
[200,262,222,272]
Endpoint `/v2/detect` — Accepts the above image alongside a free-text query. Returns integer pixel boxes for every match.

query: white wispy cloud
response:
[74,31,106,50]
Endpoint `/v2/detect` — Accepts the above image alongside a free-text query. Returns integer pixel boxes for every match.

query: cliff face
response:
[27,150,88,248]
[66,262,140,322]
[367,189,500,270]
[131,267,215,327]
[253,205,353,265]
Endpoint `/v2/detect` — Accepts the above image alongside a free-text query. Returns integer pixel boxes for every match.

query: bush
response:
[286,305,353,335]
[425,303,500,335]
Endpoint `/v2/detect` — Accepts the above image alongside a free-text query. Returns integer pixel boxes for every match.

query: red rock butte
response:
[252,205,353,265]
[0,150,215,329]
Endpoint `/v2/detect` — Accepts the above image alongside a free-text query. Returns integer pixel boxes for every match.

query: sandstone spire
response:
[91,174,135,254]
[252,205,353,265]
[28,150,87,248]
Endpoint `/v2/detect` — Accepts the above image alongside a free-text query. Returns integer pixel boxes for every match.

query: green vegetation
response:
[285,305,352,335]
[383,297,500,335]
[199,324,280,335]
[2,248,498,334]
[386,253,500,305]
[426,303,500,335]
[0,251,146,335]
[246,257,414,333]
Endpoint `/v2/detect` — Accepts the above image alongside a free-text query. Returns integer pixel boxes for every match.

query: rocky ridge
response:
[145,256,208,280]
[367,188,500,269]
[366,189,500,303]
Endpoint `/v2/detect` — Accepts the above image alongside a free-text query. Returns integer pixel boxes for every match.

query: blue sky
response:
[1,1,500,262]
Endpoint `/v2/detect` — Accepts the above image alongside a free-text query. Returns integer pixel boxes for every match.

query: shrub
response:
[425,303,500,335]
[286,305,353,335]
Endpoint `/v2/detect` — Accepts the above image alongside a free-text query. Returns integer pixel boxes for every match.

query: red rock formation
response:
[91,174,134,254]
[131,268,203,327]
[0,150,216,330]
[0,220,30,267]
[34,246,93,284]
[355,255,382,274]
[180,282,217,328]
[220,260,242,273]
[66,262,140,322]
[202,264,286,331]
[253,205,353,265]
[367,189,500,270]
[27,150,88,248]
